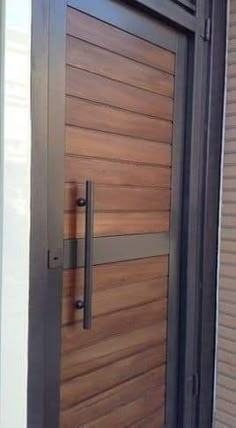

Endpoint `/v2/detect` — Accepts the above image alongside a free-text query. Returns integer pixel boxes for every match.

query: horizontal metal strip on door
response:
[64,232,170,269]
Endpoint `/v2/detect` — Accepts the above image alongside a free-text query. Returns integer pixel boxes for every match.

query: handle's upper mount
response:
[75,299,84,310]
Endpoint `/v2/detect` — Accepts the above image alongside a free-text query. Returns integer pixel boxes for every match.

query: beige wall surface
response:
[214,1,236,427]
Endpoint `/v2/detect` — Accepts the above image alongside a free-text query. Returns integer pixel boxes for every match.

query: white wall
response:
[0,1,31,427]
[214,1,236,427]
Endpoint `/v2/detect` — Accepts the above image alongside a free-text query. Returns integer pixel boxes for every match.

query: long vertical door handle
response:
[84,181,94,329]
[76,181,94,329]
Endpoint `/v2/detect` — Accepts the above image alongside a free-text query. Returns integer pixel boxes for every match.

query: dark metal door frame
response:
[28,1,227,427]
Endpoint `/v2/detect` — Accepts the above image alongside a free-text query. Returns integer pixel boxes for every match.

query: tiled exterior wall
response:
[214,1,236,427]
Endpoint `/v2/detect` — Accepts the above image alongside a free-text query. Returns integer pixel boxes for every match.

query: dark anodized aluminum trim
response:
[64,232,170,269]
[174,0,196,12]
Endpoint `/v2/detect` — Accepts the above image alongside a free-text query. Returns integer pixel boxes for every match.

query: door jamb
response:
[28,1,65,427]
[28,1,50,426]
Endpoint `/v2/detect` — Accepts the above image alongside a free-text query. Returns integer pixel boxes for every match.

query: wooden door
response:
[61,2,186,427]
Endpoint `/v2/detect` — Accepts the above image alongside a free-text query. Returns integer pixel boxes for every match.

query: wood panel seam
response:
[65,124,173,146]
[65,91,174,124]
[65,153,172,170]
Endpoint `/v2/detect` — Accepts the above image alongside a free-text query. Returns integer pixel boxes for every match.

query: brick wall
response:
[214,1,236,426]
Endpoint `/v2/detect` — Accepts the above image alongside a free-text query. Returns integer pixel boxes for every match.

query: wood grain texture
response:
[66,66,173,120]
[61,366,165,428]
[62,277,168,324]
[61,345,166,408]
[83,388,165,428]
[66,37,174,98]
[61,7,173,424]
[64,211,170,238]
[65,156,171,188]
[65,183,171,212]
[62,299,167,354]
[66,97,173,143]
[67,7,175,74]
[129,407,165,428]
[63,256,169,297]
[61,326,166,383]
[65,126,172,166]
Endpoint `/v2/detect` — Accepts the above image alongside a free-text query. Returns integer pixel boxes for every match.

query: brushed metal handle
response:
[75,181,94,329]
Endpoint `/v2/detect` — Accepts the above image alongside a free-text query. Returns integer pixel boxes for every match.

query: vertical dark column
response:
[28,1,49,427]
[44,1,66,427]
